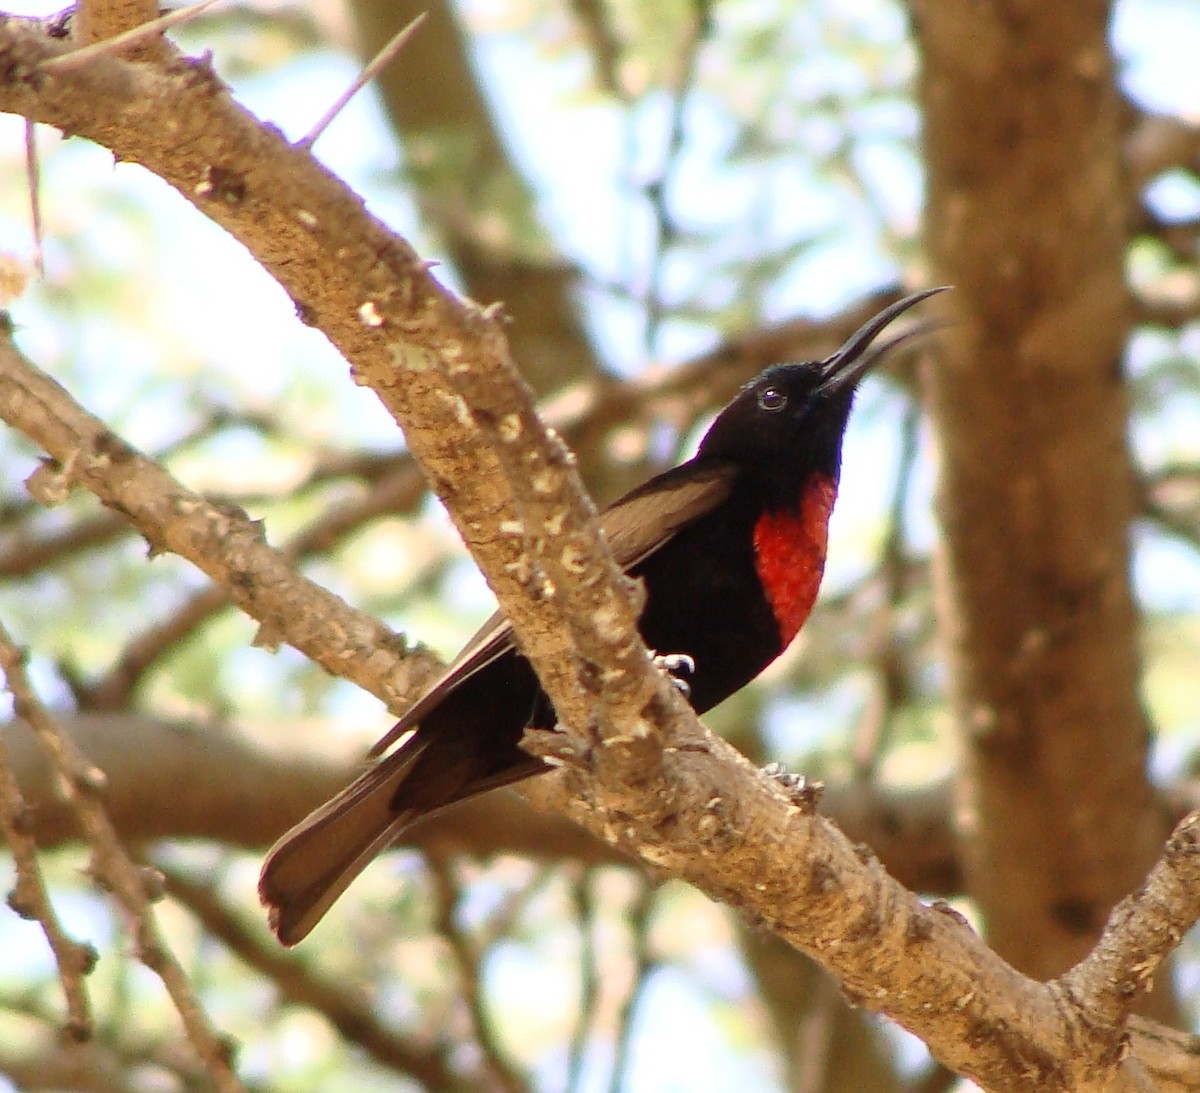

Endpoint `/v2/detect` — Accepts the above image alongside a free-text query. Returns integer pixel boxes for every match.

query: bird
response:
[260,287,945,944]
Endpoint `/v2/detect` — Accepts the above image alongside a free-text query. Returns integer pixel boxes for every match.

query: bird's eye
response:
[757,386,787,412]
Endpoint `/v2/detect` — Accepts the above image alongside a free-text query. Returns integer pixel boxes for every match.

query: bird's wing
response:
[599,458,739,570]
[368,457,739,757]
[367,608,510,756]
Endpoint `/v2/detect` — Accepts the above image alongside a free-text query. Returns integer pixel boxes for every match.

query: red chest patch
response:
[752,475,836,645]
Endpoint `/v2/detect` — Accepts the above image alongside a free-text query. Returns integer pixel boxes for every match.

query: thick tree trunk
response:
[915,0,1171,992]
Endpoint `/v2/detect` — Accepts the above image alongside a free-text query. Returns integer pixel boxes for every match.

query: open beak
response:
[815,286,949,397]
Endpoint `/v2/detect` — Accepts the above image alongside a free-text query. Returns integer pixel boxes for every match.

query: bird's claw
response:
[762,762,824,812]
[652,651,695,697]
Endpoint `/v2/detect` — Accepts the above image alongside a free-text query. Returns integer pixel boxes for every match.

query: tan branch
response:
[0,621,245,1093]
[0,326,439,714]
[1,23,1197,1090]
[72,0,168,68]
[0,716,94,1038]
[1059,812,1200,1027]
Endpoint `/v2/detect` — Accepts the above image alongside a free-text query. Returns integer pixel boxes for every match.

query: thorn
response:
[251,621,283,652]
[297,12,428,150]
[39,0,226,72]
[930,899,972,929]
[24,120,43,280]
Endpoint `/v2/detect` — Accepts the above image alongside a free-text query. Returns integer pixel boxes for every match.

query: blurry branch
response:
[0,328,441,715]
[73,584,230,711]
[1125,107,1200,298]
[1124,106,1200,193]
[72,460,434,711]
[3,22,1200,1090]
[0,414,412,577]
[1143,469,1200,548]
[567,0,623,98]
[1132,293,1200,329]
[739,928,901,1093]
[607,882,658,1093]
[851,399,921,779]
[3,452,428,708]
[428,857,529,1093]
[0,712,962,891]
[160,867,466,1090]
[640,0,712,352]
[565,868,601,1093]
[0,621,246,1093]
[351,0,600,395]
[557,285,918,443]
[0,708,94,1039]
[1140,211,1200,268]
[0,1035,201,1093]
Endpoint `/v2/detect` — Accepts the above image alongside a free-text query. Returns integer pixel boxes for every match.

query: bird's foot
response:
[762,762,824,812]
[651,651,695,697]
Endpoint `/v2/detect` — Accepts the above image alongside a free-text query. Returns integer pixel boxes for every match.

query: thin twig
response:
[640,2,712,354]
[565,868,601,1093]
[298,12,428,150]
[607,882,659,1093]
[23,119,43,279]
[0,619,246,1093]
[852,398,921,778]
[0,725,94,1039]
[427,856,528,1093]
[39,0,225,72]
[158,865,462,1088]
[567,0,624,98]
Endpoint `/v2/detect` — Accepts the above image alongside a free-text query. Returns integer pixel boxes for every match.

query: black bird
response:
[260,287,944,944]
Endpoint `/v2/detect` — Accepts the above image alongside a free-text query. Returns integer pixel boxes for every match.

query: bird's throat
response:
[752,474,837,646]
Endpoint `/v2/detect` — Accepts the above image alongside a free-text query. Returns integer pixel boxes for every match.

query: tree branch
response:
[160,867,468,1090]
[0,323,440,714]
[0,619,245,1093]
[2,21,1199,1090]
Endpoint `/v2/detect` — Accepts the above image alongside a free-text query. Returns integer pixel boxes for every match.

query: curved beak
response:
[815,286,950,397]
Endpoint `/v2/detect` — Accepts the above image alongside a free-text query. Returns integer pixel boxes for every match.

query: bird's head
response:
[697,287,946,500]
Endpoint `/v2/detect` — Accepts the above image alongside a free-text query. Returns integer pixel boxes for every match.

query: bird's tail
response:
[258,738,433,945]
[259,729,546,945]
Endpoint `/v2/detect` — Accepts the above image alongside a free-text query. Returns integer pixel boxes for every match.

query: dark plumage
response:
[260,287,944,944]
